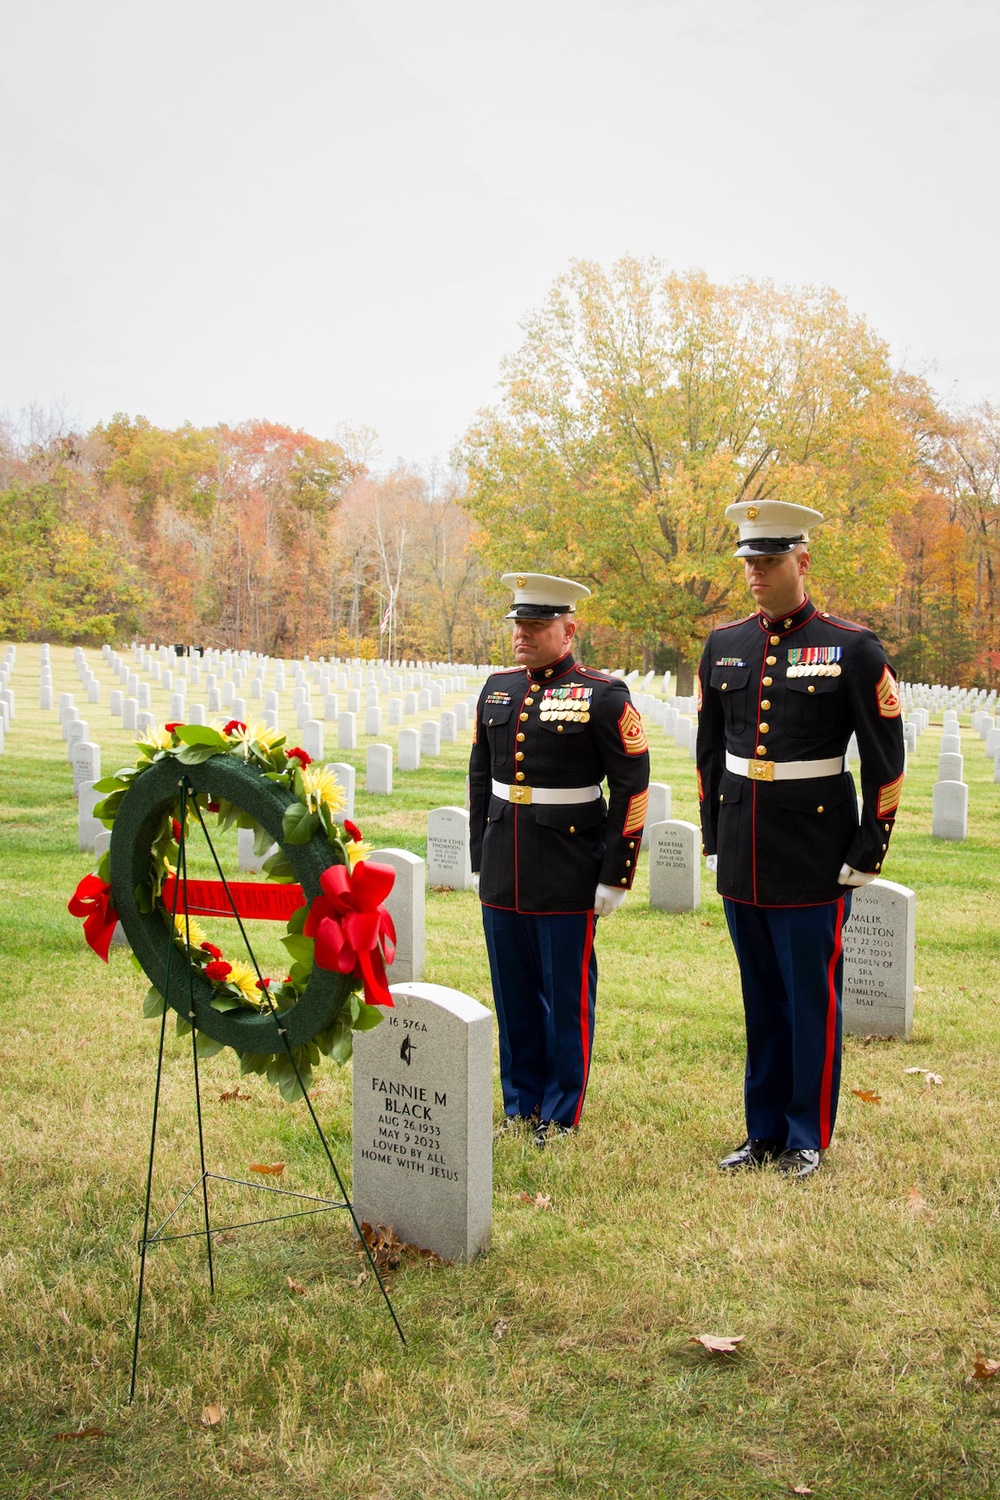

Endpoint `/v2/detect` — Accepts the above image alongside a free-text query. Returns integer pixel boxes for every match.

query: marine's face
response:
[511,616,576,670]
[743,547,809,619]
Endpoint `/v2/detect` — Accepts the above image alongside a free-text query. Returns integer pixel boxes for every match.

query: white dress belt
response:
[725,750,844,783]
[492,779,601,806]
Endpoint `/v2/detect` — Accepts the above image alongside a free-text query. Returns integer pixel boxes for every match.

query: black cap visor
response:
[505,603,575,620]
[734,534,805,559]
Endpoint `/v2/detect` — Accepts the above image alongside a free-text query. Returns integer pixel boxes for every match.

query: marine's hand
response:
[837,864,877,887]
[472,872,481,896]
[705,854,718,874]
[594,883,627,918]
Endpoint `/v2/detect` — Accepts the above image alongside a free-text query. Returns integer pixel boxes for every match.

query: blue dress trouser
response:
[481,906,598,1128]
[723,894,852,1151]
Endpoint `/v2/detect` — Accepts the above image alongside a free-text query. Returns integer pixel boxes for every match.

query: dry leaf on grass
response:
[690,1333,744,1354]
[851,1088,881,1104]
[972,1356,1000,1381]
[53,1427,106,1441]
[790,1487,814,1495]
[219,1086,252,1102]
[248,1162,285,1176]
[908,1186,929,1211]
[519,1191,552,1211]
[200,1403,223,1426]
[903,1068,943,1086]
[429,884,456,893]
[359,1221,448,1271]
[285,1277,307,1295]
[492,1319,510,1340]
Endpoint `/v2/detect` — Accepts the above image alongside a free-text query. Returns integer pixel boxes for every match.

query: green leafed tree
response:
[460,258,923,673]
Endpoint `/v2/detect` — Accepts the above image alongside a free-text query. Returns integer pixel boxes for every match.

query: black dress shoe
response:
[718,1137,785,1171]
[777,1148,822,1178]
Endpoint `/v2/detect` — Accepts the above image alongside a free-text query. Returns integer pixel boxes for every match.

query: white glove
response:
[705,854,718,874]
[594,883,627,917]
[472,872,481,895]
[838,864,877,887]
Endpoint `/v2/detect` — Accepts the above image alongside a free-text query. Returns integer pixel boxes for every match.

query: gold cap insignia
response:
[516,576,526,587]
[746,505,759,521]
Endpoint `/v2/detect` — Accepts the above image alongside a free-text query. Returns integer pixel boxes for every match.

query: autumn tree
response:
[461,259,923,677]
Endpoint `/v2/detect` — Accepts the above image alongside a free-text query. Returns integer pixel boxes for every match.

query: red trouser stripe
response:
[818,895,845,1149]
[572,909,596,1127]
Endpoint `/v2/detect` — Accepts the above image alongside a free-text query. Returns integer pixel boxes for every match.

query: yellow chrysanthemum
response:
[226,959,265,1006]
[173,912,209,950]
[222,719,285,754]
[346,838,372,870]
[300,764,347,817]
[138,724,176,752]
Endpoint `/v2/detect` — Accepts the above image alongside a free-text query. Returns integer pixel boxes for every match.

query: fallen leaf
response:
[220,1085,252,1102]
[200,1402,223,1426]
[353,1270,369,1287]
[249,1162,285,1176]
[519,1191,552,1210]
[908,1185,928,1211]
[690,1333,744,1354]
[903,1067,925,1075]
[429,884,456,893]
[851,1089,881,1104]
[791,1487,814,1496]
[307,1085,329,1099]
[285,1277,307,1295]
[359,1221,448,1271]
[973,1356,1000,1381]
[492,1319,510,1340]
[924,1073,943,1086]
[53,1427,106,1441]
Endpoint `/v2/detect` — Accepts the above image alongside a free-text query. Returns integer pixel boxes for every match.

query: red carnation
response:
[286,746,311,768]
[206,800,221,813]
[171,818,182,842]
[205,960,233,982]
[255,977,273,991]
[223,719,246,735]
[200,942,223,960]
[164,722,183,732]
[343,818,363,843]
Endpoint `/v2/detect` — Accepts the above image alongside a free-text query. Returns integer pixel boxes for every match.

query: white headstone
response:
[371,848,425,983]
[326,762,356,821]
[78,781,105,852]
[302,720,324,762]
[238,827,277,871]
[324,694,339,721]
[932,780,968,840]
[940,733,962,756]
[388,698,403,726]
[398,727,421,771]
[338,712,358,750]
[365,706,383,737]
[122,698,138,730]
[440,711,457,743]
[352,981,492,1262]
[648,820,701,911]
[426,806,473,889]
[367,743,393,795]
[937,752,964,783]
[71,741,101,795]
[842,879,916,1038]
[641,782,672,849]
[420,721,441,757]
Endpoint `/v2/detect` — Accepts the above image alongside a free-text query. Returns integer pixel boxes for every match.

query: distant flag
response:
[379,601,392,634]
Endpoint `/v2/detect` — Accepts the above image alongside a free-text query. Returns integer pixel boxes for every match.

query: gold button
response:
[545,669,553,677]
[770,635,780,645]
[817,805,824,814]
[515,751,524,761]
[629,841,635,849]
[719,794,724,801]
[515,772,525,782]
[519,713,528,722]
[759,723,769,734]
[882,843,887,852]
[557,725,564,732]
[569,825,576,833]
[721,681,728,690]
[488,717,494,725]
[620,878,627,886]
[625,860,631,868]
[517,732,525,742]
[766,655,777,666]
[784,618,792,627]
[884,823,890,831]
[875,862,881,871]
[807,685,815,694]
[760,699,771,710]
[524,698,534,706]
[756,746,767,756]
[763,676,772,686]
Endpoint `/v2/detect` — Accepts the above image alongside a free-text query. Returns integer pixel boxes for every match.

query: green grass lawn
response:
[2,645,999,1499]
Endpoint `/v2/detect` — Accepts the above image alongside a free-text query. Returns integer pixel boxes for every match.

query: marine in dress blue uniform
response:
[696,502,905,1177]
[469,573,651,1140]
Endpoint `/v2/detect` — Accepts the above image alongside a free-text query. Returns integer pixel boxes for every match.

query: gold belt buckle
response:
[747,759,775,782]
[509,785,532,804]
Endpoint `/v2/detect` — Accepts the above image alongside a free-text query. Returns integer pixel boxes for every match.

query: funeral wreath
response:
[69,720,395,1099]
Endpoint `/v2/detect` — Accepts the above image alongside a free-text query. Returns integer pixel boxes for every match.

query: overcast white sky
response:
[2,0,998,472]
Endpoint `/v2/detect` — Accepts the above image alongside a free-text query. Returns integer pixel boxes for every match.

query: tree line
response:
[2,259,998,686]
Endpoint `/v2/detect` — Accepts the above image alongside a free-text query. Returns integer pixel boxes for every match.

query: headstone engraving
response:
[426,806,473,889]
[648,820,700,911]
[352,981,492,1262]
[841,879,916,1038]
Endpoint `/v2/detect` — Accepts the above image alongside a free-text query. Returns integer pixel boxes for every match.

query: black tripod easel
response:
[129,778,405,1403]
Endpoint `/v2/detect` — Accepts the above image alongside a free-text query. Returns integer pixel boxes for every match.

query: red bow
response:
[303,861,396,1007]
[68,874,120,962]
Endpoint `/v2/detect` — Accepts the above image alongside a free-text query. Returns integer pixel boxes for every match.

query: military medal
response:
[786,646,842,678]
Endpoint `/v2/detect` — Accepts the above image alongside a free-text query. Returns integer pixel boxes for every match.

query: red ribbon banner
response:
[67,874,120,962]
[161,877,306,922]
[303,861,397,1007]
